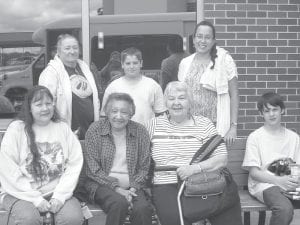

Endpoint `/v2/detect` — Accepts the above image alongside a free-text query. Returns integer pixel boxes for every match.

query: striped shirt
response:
[145,115,227,184]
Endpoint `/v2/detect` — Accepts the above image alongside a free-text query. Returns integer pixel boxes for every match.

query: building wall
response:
[200,0,300,136]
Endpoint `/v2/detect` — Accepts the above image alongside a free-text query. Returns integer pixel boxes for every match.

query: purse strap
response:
[189,134,224,165]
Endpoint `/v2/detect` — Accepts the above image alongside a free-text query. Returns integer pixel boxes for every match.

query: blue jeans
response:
[263,186,300,225]
[2,194,84,225]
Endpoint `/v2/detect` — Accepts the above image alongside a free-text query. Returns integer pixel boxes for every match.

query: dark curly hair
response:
[193,20,217,69]
[17,85,60,181]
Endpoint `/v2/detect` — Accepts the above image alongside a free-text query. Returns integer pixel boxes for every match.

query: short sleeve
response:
[153,83,166,114]
[242,133,262,170]
[224,53,238,81]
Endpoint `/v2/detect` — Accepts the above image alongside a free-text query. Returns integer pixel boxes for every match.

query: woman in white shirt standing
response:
[178,21,239,145]
[0,85,83,225]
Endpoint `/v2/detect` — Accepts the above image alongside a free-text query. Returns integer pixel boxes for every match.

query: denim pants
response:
[94,185,153,225]
[2,194,84,225]
[263,186,300,225]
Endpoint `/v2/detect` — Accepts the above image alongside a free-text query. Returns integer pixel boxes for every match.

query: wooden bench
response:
[0,138,269,225]
[227,138,268,225]
[83,138,270,225]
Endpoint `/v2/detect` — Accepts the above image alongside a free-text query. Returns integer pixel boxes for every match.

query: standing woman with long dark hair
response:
[0,86,83,225]
[178,21,239,145]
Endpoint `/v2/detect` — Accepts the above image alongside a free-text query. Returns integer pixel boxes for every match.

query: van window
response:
[91,34,183,70]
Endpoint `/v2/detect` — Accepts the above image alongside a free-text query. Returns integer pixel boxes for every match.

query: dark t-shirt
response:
[64,64,94,139]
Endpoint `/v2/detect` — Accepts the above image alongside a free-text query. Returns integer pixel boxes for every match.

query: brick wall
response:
[198,0,300,137]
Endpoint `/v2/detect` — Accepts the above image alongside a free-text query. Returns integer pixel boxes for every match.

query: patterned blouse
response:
[185,61,218,122]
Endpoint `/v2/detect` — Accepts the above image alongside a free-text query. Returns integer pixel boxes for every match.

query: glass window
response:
[91,34,183,70]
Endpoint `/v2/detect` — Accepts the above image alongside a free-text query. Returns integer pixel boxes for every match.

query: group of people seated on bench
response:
[0,20,299,225]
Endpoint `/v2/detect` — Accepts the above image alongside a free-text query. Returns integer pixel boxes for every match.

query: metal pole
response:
[82,0,90,65]
[196,0,204,24]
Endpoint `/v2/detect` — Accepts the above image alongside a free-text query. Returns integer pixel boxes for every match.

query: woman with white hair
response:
[39,34,100,139]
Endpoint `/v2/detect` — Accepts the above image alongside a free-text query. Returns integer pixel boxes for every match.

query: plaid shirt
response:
[83,118,151,201]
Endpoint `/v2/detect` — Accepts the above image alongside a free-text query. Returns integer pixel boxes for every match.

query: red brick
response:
[268,54,287,60]
[247,40,268,46]
[217,32,236,39]
[217,40,226,46]
[257,19,277,25]
[237,67,247,74]
[277,89,297,95]
[258,4,277,11]
[258,75,277,81]
[268,11,287,18]
[288,82,300,88]
[247,54,267,60]
[227,25,247,32]
[288,95,300,101]
[267,82,287,88]
[288,26,300,32]
[278,19,298,25]
[282,116,297,122]
[269,40,288,46]
[257,33,277,39]
[248,26,268,32]
[206,0,226,3]
[268,26,287,32]
[288,12,300,18]
[237,33,256,39]
[230,53,246,60]
[268,68,287,74]
[287,109,300,115]
[288,68,300,74]
[215,4,236,10]
[247,11,267,17]
[278,47,297,53]
[285,102,298,108]
[257,47,277,53]
[228,0,245,2]
[205,11,226,18]
[239,89,256,95]
[247,68,267,74]
[277,61,297,67]
[248,0,267,3]
[236,61,255,67]
[239,96,246,102]
[215,18,235,24]
[223,46,235,53]
[278,33,298,39]
[227,40,246,46]
[289,40,300,46]
[215,25,226,32]
[278,75,297,80]
[245,109,260,116]
[257,89,276,95]
[227,11,247,17]
[289,0,300,4]
[257,61,276,67]
[237,4,257,11]
[278,4,299,11]
[247,82,266,88]
[239,75,257,81]
[238,116,256,123]
[236,47,256,53]
[237,18,256,24]
[288,54,300,60]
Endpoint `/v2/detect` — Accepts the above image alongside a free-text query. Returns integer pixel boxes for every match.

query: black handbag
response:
[178,135,229,225]
[183,135,226,198]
